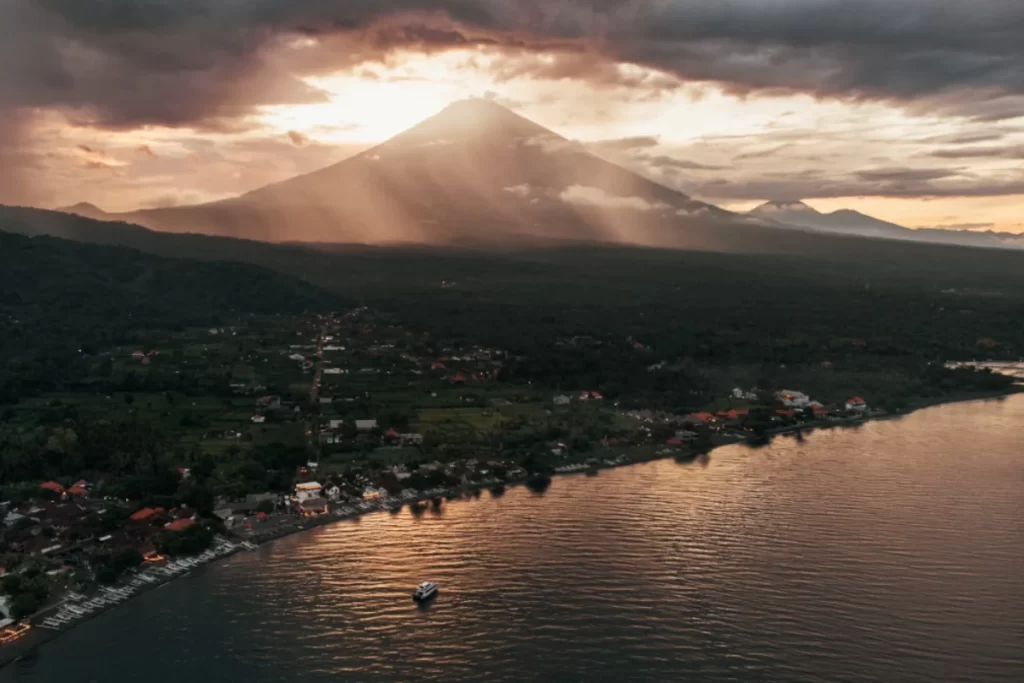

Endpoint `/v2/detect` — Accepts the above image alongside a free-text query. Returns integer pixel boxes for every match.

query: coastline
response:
[3,386,1019,669]
[0,539,255,668]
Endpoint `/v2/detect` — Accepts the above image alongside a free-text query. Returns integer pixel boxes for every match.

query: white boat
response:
[412,582,439,601]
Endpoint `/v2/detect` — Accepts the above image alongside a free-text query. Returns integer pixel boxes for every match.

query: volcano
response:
[74,99,741,248]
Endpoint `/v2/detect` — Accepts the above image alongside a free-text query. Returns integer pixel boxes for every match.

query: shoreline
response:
[3,386,1019,669]
[0,539,255,669]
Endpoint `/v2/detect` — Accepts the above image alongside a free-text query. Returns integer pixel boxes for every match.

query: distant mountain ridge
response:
[64,99,740,248]
[50,99,1022,252]
[749,200,1024,250]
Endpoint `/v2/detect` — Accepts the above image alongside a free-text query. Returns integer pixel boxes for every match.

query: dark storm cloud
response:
[3,0,1024,133]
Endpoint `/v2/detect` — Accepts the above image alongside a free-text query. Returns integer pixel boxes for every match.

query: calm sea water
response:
[6,396,1024,683]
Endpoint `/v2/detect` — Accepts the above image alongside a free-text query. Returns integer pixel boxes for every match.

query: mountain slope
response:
[749,200,1023,249]
[85,99,740,248]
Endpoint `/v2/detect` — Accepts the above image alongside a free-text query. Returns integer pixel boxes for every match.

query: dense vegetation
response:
[4,208,1023,416]
[0,230,340,401]
[1,210,1021,497]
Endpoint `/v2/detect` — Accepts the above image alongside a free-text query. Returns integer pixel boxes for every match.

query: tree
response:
[11,593,41,619]
[112,548,144,574]
[95,566,118,585]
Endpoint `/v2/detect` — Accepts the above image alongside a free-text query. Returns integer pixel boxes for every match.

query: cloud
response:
[522,134,587,154]
[916,222,996,231]
[287,130,309,147]
[503,184,532,197]
[135,144,158,158]
[855,167,960,183]
[694,174,1024,201]
[587,135,661,152]
[73,144,129,169]
[639,154,724,171]
[6,0,1024,138]
[930,145,1024,159]
[559,185,669,212]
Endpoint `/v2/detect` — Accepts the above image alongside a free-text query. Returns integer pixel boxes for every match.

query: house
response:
[674,430,700,441]
[579,390,603,401]
[449,371,468,384]
[355,419,378,432]
[846,397,869,412]
[732,387,758,400]
[399,433,424,446]
[776,390,811,408]
[66,485,89,498]
[288,353,305,362]
[251,415,266,424]
[319,397,333,405]
[717,409,749,424]
[164,518,195,532]
[666,438,684,447]
[362,487,387,500]
[682,412,715,425]
[811,405,830,417]
[131,350,145,359]
[298,497,328,516]
[776,409,797,419]
[40,481,64,494]
[294,482,323,503]
[328,419,344,430]
[130,507,158,522]
[385,428,400,440]
[553,395,572,406]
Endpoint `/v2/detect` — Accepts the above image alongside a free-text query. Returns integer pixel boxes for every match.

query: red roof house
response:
[40,481,64,494]
[130,507,157,522]
[67,485,89,497]
[164,518,196,532]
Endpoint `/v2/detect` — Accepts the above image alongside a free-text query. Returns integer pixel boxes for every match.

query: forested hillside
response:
[0,231,339,400]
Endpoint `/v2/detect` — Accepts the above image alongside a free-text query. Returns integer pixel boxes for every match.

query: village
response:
[0,306,882,652]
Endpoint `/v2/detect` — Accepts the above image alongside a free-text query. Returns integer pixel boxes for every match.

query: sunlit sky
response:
[4,1,1024,233]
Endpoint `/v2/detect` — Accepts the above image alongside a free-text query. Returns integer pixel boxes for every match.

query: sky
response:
[2,0,1023,232]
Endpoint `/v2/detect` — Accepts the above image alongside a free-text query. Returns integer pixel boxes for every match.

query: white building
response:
[553,395,571,406]
[294,481,323,503]
[776,390,811,408]
[845,397,869,412]
[355,419,378,432]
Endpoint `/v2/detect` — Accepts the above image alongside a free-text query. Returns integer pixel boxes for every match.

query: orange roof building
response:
[67,486,89,497]
[130,507,157,522]
[164,518,196,532]
[40,481,64,493]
